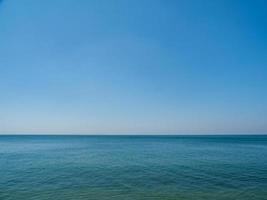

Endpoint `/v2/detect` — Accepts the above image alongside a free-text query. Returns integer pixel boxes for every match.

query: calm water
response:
[0,135,267,200]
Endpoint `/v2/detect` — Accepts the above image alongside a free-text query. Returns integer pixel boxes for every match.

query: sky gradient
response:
[0,0,266,134]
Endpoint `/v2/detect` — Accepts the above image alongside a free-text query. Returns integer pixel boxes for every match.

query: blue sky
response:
[0,0,266,134]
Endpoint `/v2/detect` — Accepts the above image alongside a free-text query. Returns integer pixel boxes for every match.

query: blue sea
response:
[0,135,267,200]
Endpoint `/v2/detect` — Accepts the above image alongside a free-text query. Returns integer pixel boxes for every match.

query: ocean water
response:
[0,135,267,200]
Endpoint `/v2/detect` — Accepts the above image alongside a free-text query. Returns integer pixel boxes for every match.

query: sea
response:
[0,135,267,200]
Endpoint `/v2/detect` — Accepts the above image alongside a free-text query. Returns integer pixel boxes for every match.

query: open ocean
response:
[0,135,267,200]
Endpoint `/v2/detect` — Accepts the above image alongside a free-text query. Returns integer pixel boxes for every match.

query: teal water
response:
[0,135,267,200]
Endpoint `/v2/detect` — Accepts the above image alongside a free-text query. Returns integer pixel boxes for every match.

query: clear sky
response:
[0,0,266,134]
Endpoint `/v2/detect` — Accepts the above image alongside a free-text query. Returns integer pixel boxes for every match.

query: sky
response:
[0,0,266,134]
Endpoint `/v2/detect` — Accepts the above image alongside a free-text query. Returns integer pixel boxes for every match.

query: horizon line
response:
[0,132,266,136]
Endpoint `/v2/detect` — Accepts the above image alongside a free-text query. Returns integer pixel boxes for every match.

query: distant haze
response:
[0,0,266,134]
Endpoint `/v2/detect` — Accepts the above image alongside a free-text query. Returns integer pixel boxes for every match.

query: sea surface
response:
[0,135,267,200]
